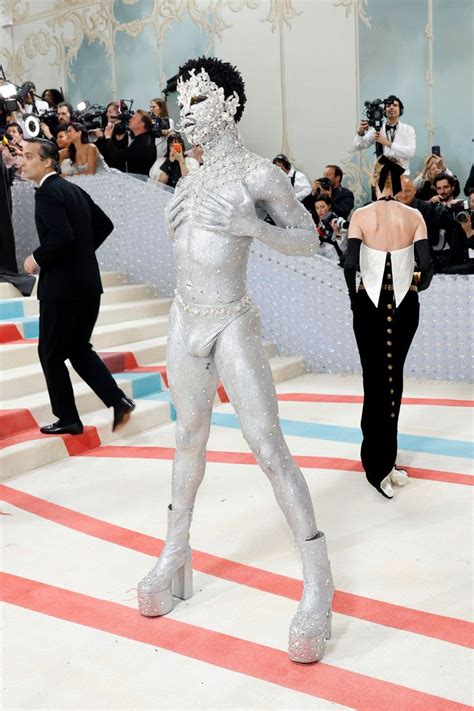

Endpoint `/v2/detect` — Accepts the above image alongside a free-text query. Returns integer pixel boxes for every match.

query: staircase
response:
[0,272,306,481]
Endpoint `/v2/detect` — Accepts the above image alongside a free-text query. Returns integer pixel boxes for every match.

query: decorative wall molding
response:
[425,0,434,146]
[332,0,371,30]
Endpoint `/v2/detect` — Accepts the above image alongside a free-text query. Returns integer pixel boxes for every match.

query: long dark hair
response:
[165,132,185,160]
[68,122,89,165]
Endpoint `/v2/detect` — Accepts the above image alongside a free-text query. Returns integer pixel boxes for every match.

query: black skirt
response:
[352,254,419,489]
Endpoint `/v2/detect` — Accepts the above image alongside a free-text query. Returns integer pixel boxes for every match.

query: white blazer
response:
[353,121,416,174]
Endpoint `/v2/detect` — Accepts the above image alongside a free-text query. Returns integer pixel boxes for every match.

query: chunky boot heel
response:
[137,505,193,618]
[172,552,193,600]
[288,531,334,664]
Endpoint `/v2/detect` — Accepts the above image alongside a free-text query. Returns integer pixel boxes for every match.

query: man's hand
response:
[40,122,53,139]
[164,189,189,238]
[195,187,257,238]
[23,255,38,274]
[104,123,114,139]
[375,132,392,147]
[357,120,369,136]
[459,219,474,238]
[429,195,441,204]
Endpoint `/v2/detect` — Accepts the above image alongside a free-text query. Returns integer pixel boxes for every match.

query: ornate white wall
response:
[1,0,472,199]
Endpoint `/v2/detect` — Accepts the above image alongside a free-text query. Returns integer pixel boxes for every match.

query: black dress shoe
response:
[40,420,84,435]
[112,396,136,432]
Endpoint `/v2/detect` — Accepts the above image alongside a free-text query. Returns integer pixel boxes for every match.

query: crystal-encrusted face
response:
[177,68,240,145]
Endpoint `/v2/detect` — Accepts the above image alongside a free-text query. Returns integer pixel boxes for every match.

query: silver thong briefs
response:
[174,291,253,358]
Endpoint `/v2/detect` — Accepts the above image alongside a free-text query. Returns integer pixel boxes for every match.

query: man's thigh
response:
[167,302,219,416]
[214,306,278,421]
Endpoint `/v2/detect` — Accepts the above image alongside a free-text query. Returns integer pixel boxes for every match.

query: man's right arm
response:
[33,192,76,269]
[353,126,376,151]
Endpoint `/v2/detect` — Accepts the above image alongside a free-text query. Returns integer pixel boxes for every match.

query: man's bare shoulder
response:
[245,158,289,198]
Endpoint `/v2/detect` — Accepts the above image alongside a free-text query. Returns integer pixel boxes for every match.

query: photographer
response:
[0,122,24,178]
[0,145,35,294]
[353,95,415,174]
[430,173,474,273]
[92,102,128,170]
[149,98,175,158]
[313,194,348,266]
[303,164,354,219]
[21,81,49,115]
[272,153,311,201]
[104,109,156,176]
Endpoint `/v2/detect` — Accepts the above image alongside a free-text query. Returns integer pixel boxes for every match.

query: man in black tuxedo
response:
[22,138,135,435]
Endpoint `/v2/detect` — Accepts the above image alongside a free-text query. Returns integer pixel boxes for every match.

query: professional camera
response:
[316,177,332,192]
[334,216,349,230]
[320,211,338,236]
[113,99,134,136]
[364,98,385,131]
[452,200,474,228]
[77,104,107,131]
[150,115,170,139]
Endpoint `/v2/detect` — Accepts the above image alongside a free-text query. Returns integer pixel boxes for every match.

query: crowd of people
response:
[1,83,473,274]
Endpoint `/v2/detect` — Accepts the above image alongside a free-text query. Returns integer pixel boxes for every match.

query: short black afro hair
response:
[178,56,247,123]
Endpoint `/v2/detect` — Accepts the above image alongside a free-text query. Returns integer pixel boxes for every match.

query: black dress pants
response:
[38,297,124,422]
[352,260,419,489]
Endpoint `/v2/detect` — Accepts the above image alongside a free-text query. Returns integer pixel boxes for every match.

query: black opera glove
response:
[414,239,434,292]
[343,238,362,308]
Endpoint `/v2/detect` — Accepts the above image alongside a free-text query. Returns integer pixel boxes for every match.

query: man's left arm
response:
[333,188,354,219]
[386,124,416,162]
[195,162,317,256]
[32,192,76,269]
[80,189,114,248]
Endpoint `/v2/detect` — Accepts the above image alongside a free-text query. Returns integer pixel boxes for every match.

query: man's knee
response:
[243,422,284,468]
[175,418,210,454]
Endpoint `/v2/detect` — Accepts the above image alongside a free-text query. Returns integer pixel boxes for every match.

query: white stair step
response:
[109,336,168,366]
[0,283,24,299]
[101,283,157,305]
[269,355,307,384]
[1,376,135,424]
[0,316,169,371]
[100,271,128,287]
[96,299,171,326]
[0,398,170,482]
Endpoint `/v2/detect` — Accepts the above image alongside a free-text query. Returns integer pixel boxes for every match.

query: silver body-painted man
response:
[137,60,334,663]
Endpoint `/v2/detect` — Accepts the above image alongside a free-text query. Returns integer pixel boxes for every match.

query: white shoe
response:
[390,467,409,487]
[379,474,394,499]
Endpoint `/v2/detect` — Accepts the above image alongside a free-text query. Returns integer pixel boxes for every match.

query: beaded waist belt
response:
[175,290,252,316]
[358,283,418,293]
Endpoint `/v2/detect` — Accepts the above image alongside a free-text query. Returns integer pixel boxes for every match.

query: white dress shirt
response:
[24,99,50,115]
[288,168,312,201]
[353,121,416,174]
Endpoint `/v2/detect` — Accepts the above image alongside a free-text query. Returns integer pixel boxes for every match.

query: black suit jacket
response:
[105,131,157,175]
[33,173,114,303]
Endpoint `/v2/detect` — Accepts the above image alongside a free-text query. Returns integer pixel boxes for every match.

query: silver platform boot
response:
[288,531,334,663]
[138,504,193,617]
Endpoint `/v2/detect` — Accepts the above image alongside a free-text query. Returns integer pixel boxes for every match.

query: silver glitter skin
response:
[137,505,193,617]
[138,66,333,662]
